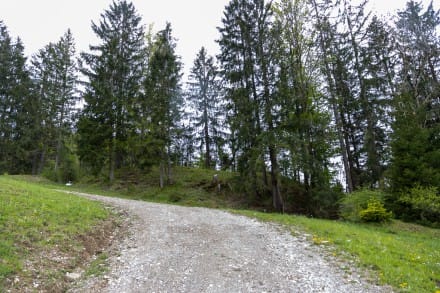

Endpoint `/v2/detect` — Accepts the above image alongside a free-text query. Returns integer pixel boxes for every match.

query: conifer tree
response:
[143,23,182,187]
[77,0,145,181]
[390,1,440,191]
[0,21,35,174]
[186,47,223,169]
[31,29,78,178]
[218,0,284,211]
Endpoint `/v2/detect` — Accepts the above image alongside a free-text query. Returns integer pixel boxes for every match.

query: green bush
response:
[339,189,387,222]
[359,198,393,222]
[42,153,79,183]
[400,185,440,224]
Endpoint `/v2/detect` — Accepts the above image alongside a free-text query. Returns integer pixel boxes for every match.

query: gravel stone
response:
[68,192,393,293]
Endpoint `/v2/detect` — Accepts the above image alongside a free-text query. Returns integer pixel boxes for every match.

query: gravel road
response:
[68,192,392,293]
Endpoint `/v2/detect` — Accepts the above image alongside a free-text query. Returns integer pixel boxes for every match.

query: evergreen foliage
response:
[143,22,183,187]
[359,198,393,222]
[186,47,224,169]
[0,21,34,174]
[77,0,146,182]
[31,29,79,181]
[0,0,439,222]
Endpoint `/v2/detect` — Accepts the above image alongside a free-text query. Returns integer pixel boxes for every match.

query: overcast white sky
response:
[0,0,438,76]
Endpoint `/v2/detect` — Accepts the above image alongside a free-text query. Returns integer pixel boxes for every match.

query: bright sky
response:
[0,0,438,76]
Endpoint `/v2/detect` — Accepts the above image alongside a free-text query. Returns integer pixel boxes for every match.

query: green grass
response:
[15,168,440,292]
[234,210,440,293]
[0,175,111,290]
[46,166,242,209]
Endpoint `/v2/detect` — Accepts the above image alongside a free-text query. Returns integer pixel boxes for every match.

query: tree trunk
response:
[37,147,46,175]
[159,160,164,189]
[203,108,211,168]
[269,145,283,212]
[311,0,354,192]
[109,138,115,183]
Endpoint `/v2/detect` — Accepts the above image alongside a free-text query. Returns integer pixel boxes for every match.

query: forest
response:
[0,0,439,224]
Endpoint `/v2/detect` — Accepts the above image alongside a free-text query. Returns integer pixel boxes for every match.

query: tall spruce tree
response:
[77,0,145,181]
[218,0,284,211]
[31,30,78,179]
[0,21,35,174]
[310,0,355,192]
[390,1,440,191]
[186,47,223,169]
[143,23,182,187]
[362,16,396,187]
[310,0,392,191]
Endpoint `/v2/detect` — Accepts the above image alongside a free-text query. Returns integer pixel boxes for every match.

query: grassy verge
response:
[0,175,115,291]
[16,169,440,292]
[35,167,245,209]
[234,210,440,293]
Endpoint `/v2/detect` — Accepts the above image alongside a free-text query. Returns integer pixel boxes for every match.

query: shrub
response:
[400,186,440,224]
[359,198,393,222]
[309,187,344,219]
[42,153,79,183]
[339,189,387,222]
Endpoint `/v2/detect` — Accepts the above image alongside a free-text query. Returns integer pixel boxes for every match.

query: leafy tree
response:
[274,0,334,190]
[78,0,146,181]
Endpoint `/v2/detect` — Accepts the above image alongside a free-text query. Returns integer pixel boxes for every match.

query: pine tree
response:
[310,0,356,192]
[78,0,145,181]
[310,0,391,191]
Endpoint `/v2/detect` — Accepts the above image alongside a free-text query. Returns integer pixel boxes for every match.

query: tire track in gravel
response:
[67,191,393,293]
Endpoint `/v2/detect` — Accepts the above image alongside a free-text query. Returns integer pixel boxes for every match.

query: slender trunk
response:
[54,103,65,172]
[166,141,173,185]
[36,148,45,175]
[347,11,379,185]
[109,136,115,183]
[203,108,211,168]
[159,160,164,188]
[311,0,354,192]
[269,145,283,213]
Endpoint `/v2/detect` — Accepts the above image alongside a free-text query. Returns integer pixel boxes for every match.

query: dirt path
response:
[68,192,392,293]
